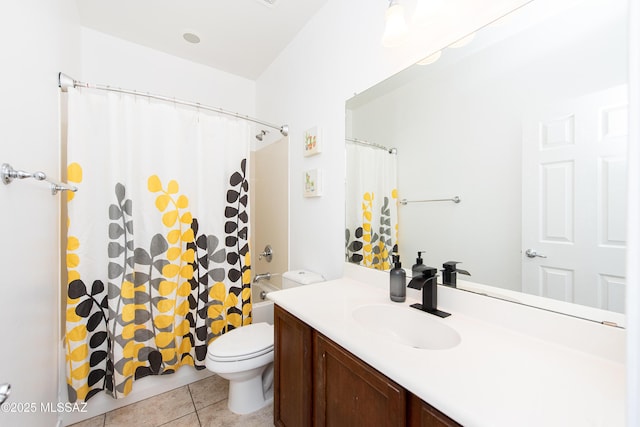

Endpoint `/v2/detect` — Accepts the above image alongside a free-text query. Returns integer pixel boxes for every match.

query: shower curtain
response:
[345,143,398,270]
[64,88,252,402]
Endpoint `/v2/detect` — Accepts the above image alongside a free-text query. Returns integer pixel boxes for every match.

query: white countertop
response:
[268,273,625,427]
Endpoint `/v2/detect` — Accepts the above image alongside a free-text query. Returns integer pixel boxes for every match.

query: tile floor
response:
[69,375,273,427]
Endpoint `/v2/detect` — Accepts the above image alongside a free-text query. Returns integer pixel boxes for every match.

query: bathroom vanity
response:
[274,304,459,426]
[268,265,625,426]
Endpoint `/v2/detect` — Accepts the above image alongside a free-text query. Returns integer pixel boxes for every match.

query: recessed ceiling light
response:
[183,32,201,44]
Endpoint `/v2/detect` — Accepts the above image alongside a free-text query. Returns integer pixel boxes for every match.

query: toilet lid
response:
[207,322,274,362]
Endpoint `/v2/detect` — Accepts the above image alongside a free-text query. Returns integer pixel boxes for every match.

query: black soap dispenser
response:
[389,254,406,302]
[411,251,428,278]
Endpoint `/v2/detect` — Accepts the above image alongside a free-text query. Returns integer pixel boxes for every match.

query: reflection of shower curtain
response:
[345,144,398,270]
[64,88,252,402]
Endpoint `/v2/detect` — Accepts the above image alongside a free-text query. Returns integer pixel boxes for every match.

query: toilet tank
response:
[282,270,325,289]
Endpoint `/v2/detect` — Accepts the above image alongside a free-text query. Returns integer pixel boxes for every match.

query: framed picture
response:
[304,169,322,197]
[303,126,322,157]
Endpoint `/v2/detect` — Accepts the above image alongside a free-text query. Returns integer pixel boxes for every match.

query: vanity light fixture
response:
[383,0,475,51]
[382,0,409,47]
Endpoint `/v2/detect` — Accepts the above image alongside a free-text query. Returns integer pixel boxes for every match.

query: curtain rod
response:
[58,72,289,138]
[346,137,396,154]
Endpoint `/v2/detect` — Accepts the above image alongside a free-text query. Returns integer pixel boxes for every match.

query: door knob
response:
[525,249,547,258]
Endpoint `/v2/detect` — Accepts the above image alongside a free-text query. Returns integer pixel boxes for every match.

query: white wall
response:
[80,28,256,115]
[256,0,530,280]
[0,1,80,426]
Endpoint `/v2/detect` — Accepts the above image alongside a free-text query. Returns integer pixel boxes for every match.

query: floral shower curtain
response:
[345,143,398,270]
[64,88,252,402]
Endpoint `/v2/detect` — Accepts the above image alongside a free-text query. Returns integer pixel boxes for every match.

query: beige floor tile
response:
[197,400,273,427]
[158,412,200,427]
[69,414,105,427]
[104,386,195,427]
[188,375,229,410]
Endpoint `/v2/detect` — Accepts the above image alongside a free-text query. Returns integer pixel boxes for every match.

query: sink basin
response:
[352,304,461,350]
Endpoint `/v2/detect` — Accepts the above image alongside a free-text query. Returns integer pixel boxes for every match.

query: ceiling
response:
[76,0,328,80]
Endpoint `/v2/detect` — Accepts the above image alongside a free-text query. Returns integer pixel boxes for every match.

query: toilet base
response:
[227,372,273,415]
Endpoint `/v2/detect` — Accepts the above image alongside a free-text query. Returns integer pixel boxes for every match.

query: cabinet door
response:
[408,394,461,427]
[274,305,313,427]
[314,333,406,427]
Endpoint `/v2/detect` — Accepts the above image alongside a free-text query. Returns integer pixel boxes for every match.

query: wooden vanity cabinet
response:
[314,332,406,426]
[274,305,313,427]
[408,394,462,427]
[274,305,460,427]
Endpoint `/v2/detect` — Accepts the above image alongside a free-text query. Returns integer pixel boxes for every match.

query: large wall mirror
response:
[345,0,628,324]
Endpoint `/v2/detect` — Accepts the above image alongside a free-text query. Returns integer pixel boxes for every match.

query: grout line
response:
[187,382,202,427]
[156,411,199,427]
[155,387,200,427]
[194,408,203,426]
[101,386,197,427]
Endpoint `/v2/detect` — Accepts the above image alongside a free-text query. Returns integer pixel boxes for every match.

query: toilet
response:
[205,269,325,414]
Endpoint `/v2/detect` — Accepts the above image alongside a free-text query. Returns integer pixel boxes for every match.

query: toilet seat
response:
[207,322,274,362]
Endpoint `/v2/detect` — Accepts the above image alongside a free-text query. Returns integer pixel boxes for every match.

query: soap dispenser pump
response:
[412,251,428,277]
[389,254,406,302]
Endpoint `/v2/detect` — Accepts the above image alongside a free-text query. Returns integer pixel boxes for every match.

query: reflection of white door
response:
[522,86,627,312]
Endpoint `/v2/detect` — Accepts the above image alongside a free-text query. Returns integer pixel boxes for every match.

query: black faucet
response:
[407,267,451,318]
[441,261,471,288]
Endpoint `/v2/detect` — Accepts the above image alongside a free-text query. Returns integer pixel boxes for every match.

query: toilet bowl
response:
[206,270,325,414]
[206,322,274,415]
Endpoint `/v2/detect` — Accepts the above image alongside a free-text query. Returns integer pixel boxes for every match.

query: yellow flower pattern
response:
[148,175,196,367]
[345,189,398,270]
[65,161,251,402]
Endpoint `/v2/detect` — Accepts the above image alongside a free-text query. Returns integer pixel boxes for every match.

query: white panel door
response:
[521,85,627,312]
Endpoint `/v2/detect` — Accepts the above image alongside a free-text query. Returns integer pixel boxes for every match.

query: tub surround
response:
[268,264,625,426]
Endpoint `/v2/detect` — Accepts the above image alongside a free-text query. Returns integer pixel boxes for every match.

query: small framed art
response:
[303,126,322,157]
[303,169,322,197]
